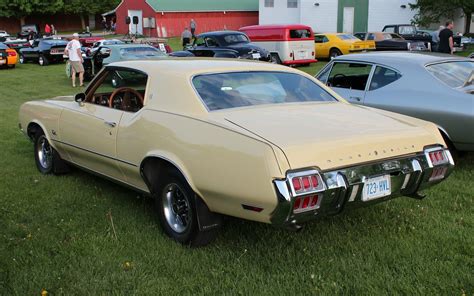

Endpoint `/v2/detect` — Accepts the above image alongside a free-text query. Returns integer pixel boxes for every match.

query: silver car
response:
[316,52,473,152]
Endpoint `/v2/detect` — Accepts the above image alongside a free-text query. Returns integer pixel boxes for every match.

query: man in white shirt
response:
[65,33,84,87]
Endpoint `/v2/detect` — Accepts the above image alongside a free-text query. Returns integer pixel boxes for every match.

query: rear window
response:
[399,26,416,35]
[43,40,67,46]
[223,34,249,44]
[193,71,336,111]
[426,61,473,88]
[337,34,358,40]
[290,29,312,39]
[119,47,166,58]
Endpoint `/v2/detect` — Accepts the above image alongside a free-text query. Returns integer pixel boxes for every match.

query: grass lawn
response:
[0,49,473,295]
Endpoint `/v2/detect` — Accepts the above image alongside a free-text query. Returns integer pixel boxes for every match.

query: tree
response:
[0,0,63,25]
[410,0,474,33]
[63,0,119,29]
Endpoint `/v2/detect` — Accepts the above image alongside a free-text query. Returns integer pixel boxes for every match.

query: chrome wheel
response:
[162,183,191,233]
[39,56,44,66]
[36,136,52,170]
[19,55,24,64]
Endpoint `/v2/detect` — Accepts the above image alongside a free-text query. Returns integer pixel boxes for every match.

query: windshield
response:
[399,26,416,35]
[426,61,473,88]
[337,34,358,40]
[193,71,336,111]
[119,47,166,58]
[223,34,249,44]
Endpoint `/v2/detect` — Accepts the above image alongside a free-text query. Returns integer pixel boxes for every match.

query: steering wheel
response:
[332,73,349,87]
[109,87,144,111]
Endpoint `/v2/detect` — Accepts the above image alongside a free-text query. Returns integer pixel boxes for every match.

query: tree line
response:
[0,0,120,28]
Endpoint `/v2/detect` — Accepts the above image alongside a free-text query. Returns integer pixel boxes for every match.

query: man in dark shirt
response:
[438,21,454,54]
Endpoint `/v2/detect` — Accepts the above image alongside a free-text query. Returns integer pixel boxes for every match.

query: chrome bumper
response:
[271,147,454,227]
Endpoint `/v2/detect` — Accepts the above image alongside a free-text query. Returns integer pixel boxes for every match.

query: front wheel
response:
[34,131,69,174]
[155,175,219,247]
[270,53,282,64]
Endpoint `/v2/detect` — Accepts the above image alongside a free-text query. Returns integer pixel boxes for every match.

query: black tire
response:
[155,174,219,247]
[34,130,69,174]
[19,54,25,64]
[270,53,282,64]
[330,48,342,59]
[38,54,49,66]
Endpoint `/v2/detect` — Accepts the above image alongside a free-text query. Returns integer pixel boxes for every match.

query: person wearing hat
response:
[65,33,84,87]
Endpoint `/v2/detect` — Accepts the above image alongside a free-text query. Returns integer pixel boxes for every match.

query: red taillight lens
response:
[7,51,16,57]
[23,43,30,46]
[310,176,318,187]
[292,178,302,191]
[302,176,311,189]
[429,166,448,181]
[310,195,319,206]
[293,197,302,210]
[302,196,310,208]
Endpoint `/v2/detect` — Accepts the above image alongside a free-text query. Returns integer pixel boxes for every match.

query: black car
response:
[382,24,433,50]
[18,24,41,40]
[2,39,31,52]
[171,31,270,61]
[19,38,68,66]
[354,32,428,51]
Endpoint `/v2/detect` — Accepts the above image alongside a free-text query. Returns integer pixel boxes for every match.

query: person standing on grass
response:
[44,24,51,36]
[190,19,197,37]
[65,33,84,88]
[438,21,454,54]
[181,27,192,49]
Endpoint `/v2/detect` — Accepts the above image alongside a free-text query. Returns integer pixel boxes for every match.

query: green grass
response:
[0,52,473,295]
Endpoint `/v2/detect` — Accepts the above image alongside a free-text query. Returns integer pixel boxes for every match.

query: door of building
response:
[128,10,143,35]
[343,7,355,33]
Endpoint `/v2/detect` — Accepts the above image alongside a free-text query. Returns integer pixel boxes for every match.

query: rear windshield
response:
[399,26,416,35]
[223,34,249,44]
[290,29,312,39]
[426,61,473,88]
[193,71,336,111]
[119,47,166,58]
[43,40,67,46]
[337,34,358,40]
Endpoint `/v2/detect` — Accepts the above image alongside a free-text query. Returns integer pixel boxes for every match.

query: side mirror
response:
[75,93,86,105]
[99,47,111,57]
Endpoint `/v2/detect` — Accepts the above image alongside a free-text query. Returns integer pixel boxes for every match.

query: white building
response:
[259,0,473,33]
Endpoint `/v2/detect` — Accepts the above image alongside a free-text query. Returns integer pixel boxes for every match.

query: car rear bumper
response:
[282,58,317,65]
[270,146,454,227]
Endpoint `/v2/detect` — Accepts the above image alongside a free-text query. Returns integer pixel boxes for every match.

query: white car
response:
[90,39,124,54]
[0,30,10,39]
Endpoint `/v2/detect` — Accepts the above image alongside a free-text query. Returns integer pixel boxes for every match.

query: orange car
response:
[0,42,18,68]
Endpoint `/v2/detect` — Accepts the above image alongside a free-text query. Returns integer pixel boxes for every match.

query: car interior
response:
[328,63,372,90]
[85,69,147,112]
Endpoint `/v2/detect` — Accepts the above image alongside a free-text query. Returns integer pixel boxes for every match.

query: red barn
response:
[114,0,258,38]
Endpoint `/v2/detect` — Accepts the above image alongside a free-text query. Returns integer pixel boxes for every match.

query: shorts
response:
[70,60,84,73]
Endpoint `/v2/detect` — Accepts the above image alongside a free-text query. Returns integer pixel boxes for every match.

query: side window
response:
[354,33,365,40]
[87,69,148,112]
[383,26,395,33]
[369,66,401,91]
[205,37,218,47]
[328,62,373,90]
[367,33,375,40]
[314,35,328,43]
[195,37,206,46]
[317,64,332,84]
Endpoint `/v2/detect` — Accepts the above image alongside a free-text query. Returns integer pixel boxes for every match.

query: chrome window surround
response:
[271,147,454,227]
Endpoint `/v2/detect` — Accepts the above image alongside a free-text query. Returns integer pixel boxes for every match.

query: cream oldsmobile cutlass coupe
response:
[19,59,454,246]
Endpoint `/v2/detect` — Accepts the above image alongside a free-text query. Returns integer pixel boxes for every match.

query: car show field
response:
[0,52,473,294]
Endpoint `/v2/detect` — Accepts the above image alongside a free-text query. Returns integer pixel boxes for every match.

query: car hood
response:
[213,102,444,170]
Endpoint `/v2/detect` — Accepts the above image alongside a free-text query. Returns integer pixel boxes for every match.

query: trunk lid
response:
[214,102,442,170]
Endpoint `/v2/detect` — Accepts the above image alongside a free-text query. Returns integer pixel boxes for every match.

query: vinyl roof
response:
[145,0,258,12]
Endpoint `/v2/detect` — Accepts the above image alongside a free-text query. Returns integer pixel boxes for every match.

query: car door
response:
[58,68,126,181]
[23,40,39,59]
[314,35,330,58]
[325,61,374,103]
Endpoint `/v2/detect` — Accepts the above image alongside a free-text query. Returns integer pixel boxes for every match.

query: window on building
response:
[287,0,298,8]
[264,0,274,7]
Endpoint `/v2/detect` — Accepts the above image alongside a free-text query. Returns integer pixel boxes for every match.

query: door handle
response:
[350,96,362,102]
[104,121,116,128]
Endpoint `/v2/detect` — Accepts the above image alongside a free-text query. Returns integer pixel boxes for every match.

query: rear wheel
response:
[270,53,282,64]
[38,54,49,66]
[155,174,219,247]
[329,48,342,59]
[19,54,25,64]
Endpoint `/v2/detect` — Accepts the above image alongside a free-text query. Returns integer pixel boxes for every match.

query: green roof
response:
[145,0,258,12]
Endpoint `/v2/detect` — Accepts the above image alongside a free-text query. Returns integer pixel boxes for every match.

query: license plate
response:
[297,51,306,59]
[252,53,261,59]
[50,50,62,55]
[362,175,391,201]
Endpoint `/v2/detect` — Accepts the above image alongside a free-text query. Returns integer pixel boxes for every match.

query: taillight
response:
[288,170,325,196]
[7,51,16,57]
[293,194,320,213]
[426,149,449,166]
[429,166,448,181]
